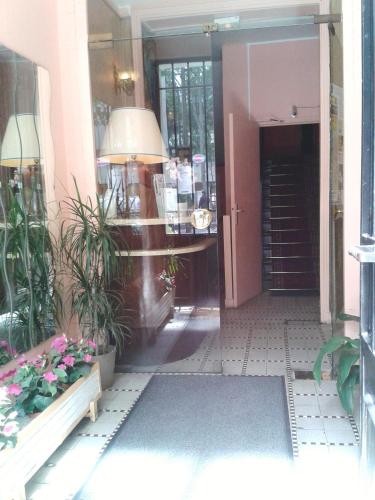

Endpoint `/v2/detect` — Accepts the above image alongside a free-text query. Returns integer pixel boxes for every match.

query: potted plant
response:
[0,191,62,354]
[60,180,130,388]
[313,334,360,415]
[0,335,101,499]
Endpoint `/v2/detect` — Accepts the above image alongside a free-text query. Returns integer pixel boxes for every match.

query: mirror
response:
[0,44,59,362]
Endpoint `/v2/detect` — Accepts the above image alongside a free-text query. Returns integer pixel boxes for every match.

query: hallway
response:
[26,294,360,499]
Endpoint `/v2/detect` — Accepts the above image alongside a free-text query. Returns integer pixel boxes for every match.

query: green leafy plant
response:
[0,191,62,353]
[49,334,96,384]
[60,179,131,355]
[0,387,19,450]
[0,340,16,366]
[4,354,65,415]
[313,336,360,414]
[0,334,95,449]
[159,253,186,292]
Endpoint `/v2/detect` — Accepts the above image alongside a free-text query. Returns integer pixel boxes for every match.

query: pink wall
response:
[0,0,97,337]
[250,39,320,125]
[0,0,97,203]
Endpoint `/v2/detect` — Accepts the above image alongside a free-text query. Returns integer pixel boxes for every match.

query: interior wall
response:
[0,0,99,338]
[154,35,210,60]
[88,0,135,108]
[0,0,98,205]
[250,39,320,125]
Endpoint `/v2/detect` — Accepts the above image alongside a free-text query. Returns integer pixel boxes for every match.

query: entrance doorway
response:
[85,0,365,491]
[261,124,320,293]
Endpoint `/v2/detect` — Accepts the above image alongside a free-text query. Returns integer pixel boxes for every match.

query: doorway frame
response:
[129,0,362,326]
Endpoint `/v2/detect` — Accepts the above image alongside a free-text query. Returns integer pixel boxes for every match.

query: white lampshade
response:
[98,107,169,164]
[0,113,41,167]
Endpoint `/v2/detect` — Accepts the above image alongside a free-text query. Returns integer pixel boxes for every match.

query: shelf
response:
[107,216,191,226]
[116,237,216,257]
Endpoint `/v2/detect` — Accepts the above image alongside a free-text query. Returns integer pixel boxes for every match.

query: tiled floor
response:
[25,294,360,499]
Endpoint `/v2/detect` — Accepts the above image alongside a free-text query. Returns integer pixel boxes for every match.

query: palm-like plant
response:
[60,180,130,355]
[0,192,62,352]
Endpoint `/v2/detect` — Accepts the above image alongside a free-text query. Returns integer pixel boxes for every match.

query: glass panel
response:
[173,62,188,88]
[190,87,206,156]
[329,0,345,338]
[88,27,221,374]
[158,63,173,88]
[175,89,190,150]
[189,61,204,86]
[159,89,176,153]
[0,45,53,357]
[204,61,213,85]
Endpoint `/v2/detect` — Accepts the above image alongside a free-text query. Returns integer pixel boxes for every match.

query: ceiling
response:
[104,0,320,37]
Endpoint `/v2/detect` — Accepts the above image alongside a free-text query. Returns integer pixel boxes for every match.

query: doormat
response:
[75,375,293,500]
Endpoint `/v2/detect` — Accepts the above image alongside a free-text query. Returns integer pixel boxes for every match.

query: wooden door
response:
[228,112,262,307]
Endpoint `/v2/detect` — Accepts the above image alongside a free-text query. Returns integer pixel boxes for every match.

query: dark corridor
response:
[261,124,320,293]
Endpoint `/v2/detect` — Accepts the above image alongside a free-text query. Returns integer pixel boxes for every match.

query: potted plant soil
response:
[60,180,130,389]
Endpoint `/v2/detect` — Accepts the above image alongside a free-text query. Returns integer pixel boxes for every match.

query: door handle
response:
[232,205,244,225]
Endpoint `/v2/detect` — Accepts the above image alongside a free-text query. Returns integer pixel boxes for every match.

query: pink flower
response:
[2,421,18,436]
[43,371,58,383]
[57,364,66,370]
[62,355,75,367]
[31,357,43,367]
[16,355,27,366]
[87,340,96,350]
[51,335,68,354]
[83,354,92,363]
[6,383,22,396]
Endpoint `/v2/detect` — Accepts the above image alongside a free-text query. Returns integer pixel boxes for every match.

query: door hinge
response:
[202,23,219,35]
[313,14,342,25]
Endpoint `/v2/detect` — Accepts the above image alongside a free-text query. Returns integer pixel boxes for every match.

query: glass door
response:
[351,0,375,490]
[88,33,221,373]
[328,1,345,336]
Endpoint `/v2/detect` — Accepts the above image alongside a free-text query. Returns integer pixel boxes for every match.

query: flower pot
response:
[93,345,116,390]
[0,363,101,500]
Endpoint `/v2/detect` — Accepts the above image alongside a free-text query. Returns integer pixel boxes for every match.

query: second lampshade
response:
[98,107,169,165]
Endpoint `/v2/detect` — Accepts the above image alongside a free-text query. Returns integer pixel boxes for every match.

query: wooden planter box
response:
[0,362,102,500]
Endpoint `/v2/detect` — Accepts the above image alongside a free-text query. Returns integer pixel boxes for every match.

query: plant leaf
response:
[32,395,54,412]
[337,347,360,389]
[338,366,360,414]
[313,336,350,384]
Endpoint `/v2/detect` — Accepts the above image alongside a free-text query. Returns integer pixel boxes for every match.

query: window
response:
[158,61,217,234]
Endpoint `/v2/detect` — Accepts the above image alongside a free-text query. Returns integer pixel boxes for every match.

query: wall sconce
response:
[114,66,135,96]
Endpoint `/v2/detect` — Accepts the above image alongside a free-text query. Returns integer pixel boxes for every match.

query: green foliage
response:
[0,191,62,352]
[60,179,131,355]
[313,336,360,414]
[49,334,95,384]
[0,335,96,449]
[10,356,65,416]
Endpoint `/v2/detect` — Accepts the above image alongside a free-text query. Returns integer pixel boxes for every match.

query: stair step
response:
[268,241,311,245]
[267,256,313,259]
[268,288,319,292]
[269,216,306,220]
[267,184,299,187]
[265,229,308,233]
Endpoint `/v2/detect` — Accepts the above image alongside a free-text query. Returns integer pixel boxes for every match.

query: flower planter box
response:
[0,362,101,500]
